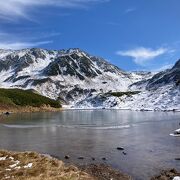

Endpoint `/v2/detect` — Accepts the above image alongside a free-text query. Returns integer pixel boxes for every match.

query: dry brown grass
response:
[0,105,62,114]
[151,169,180,180]
[80,164,132,180]
[0,150,93,180]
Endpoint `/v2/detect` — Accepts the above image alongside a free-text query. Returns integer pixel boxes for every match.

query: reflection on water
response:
[0,110,180,179]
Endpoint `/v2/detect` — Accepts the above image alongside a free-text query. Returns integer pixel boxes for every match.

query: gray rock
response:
[64,155,70,159]
[117,147,124,151]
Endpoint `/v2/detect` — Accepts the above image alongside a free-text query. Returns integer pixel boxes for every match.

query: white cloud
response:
[0,41,52,50]
[0,31,53,50]
[0,0,109,21]
[0,0,109,49]
[117,47,169,66]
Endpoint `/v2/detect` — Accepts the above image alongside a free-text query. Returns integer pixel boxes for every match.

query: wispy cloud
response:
[0,0,109,49]
[116,47,169,66]
[0,0,109,21]
[0,31,55,50]
[124,7,136,14]
[0,41,52,50]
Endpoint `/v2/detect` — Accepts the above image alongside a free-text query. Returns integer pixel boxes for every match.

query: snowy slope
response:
[0,48,149,104]
[75,84,180,111]
[75,60,180,111]
[0,48,179,111]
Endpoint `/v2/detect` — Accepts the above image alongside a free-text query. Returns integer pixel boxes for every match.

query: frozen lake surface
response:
[0,110,180,179]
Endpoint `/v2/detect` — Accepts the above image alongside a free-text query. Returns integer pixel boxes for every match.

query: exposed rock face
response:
[0,48,145,105]
[74,59,180,111]
[0,48,179,111]
[146,59,180,90]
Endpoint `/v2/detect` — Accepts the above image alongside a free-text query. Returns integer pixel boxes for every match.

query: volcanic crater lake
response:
[0,110,180,179]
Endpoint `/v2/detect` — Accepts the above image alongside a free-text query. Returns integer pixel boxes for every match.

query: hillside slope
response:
[75,60,180,111]
[0,88,61,111]
[0,48,179,111]
[0,48,150,105]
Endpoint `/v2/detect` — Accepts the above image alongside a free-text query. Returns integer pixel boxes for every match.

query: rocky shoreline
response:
[0,150,179,180]
[0,150,92,180]
[0,150,131,180]
[151,169,180,180]
[1,105,180,115]
[79,164,132,180]
[0,105,62,114]
[70,107,180,112]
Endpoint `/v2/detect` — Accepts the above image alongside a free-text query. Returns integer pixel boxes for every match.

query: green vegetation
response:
[109,91,141,97]
[0,88,61,108]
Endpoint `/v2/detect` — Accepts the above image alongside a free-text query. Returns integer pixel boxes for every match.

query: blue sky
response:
[0,0,180,71]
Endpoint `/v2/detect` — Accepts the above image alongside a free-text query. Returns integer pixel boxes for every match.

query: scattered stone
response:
[175,158,180,161]
[117,147,124,151]
[64,155,70,159]
[102,157,107,161]
[80,164,131,180]
[170,169,177,173]
[78,156,84,160]
[91,157,95,161]
[123,152,127,155]
[174,129,180,135]
[5,112,10,115]
[151,169,180,180]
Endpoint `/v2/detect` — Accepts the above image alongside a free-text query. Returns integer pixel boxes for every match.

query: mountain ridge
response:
[0,48,179,111]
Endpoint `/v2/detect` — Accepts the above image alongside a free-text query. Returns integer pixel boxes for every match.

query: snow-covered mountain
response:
[76,60,180,111]
[0,48,150,103]
[0,48,179,111]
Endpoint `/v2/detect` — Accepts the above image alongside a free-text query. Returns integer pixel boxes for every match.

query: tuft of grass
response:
[0,150,92,180]
[109,91,141,97]
[0,88,61,108]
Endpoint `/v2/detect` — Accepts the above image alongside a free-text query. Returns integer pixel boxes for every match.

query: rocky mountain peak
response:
[173,59,180,69]
[1,47,179,111]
